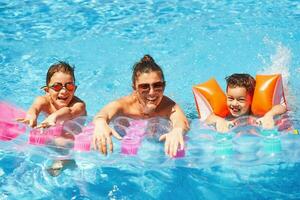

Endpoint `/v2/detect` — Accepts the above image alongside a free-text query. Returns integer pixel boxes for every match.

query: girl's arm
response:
[17,96,47,127]
[37,98,86,128]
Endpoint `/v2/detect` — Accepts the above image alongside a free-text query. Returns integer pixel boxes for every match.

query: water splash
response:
[258,41,297,109]
[259,42,291,87]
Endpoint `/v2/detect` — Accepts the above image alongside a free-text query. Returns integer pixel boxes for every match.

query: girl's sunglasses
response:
[42,82,76,92]
[137,81,165,93]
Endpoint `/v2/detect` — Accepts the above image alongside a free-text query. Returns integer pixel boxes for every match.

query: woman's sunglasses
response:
[137,81,165,93]
[42,82,76,92]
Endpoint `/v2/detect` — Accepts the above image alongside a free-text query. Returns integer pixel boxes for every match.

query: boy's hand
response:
[215,119,234,133]
[92,120,122,155]
[159,128,184,157]
[256,114,275,129]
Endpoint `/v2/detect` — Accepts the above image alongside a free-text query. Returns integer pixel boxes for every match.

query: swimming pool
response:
[1,0,300,199]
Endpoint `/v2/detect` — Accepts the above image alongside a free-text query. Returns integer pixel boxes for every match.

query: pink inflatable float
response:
[0,101,183,157]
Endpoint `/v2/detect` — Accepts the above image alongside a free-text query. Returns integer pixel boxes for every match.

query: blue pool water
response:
[1,0,300,199]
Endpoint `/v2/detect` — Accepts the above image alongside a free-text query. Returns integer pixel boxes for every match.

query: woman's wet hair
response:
[132,55,165,86]
[225,73,256,96]
[46,61,75,85]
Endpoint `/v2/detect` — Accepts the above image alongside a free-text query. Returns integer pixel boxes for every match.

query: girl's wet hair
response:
[225,73,256,96]
[46,61,75,85]
[132,55,165,85]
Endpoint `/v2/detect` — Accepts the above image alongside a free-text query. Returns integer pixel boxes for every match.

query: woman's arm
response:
[159,104,189,157]
[92,100,124,155]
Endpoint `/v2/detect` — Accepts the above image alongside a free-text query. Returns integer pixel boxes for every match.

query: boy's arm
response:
[92,100,123,155]
[265,104,287,117]
[17,96,46,127]
[257,104,287,129]
[206,113,233,133]
[159,104,190,157]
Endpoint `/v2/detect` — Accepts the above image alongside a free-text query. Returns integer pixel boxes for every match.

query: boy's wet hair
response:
[132,55,165,86]
[46,61,75,85]
[225,73,256,96]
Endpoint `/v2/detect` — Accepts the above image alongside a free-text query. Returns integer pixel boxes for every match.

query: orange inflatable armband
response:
[251,74,286,116]
[192,78,229,121]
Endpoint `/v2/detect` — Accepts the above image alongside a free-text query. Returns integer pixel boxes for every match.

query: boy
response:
[206,73,287,132]
[18,61,86,176]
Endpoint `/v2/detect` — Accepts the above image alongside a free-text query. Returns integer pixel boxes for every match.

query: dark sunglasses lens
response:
[66,83,76,91]
[153,82,164,90]
[51,84,63,91]
[138,84,150,91]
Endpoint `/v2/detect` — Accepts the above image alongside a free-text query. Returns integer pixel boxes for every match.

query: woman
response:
[92,55,189,157]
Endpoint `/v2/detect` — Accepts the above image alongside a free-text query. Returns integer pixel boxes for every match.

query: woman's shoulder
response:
[117,94,135,104]
[106,94,136,109]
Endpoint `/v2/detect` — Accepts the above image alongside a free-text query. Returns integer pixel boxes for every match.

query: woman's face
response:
[134,71,165,114]
[226,86,252,117]
[46,72,76,109]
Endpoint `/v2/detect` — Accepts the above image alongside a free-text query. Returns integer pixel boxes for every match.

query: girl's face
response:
[134,71,165,114]
[226,86,252,117]
[46,72,76,109]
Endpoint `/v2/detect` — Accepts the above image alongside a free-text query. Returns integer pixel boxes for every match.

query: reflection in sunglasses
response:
[47,82,76,92]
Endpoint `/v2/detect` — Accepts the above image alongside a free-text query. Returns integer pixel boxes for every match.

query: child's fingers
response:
[35,124,43,129]
[36,122,50,129]
[227,122,235,129]
[29,120,34,127]
[16,118,24,122]
[255,120,262,126]
[30,120,37,128]
[16,118,29,124]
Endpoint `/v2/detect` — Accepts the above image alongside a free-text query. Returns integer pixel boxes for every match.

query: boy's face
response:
[226,86,252,117]
[46,72,76,109]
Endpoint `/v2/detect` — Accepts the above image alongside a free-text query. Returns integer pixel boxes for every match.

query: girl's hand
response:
[17,114,37,128]
[36,113,57,129]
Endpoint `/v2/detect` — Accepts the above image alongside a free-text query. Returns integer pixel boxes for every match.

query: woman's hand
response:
[159,128,184,157]
[92,119,122,155]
